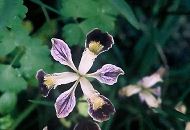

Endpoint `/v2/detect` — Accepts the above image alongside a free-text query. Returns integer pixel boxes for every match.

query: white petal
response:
[119,85,141,97]
[36,70,79,97]
[43,72,79,89]
[79,77,98,98]
[185,122,190,130]
[78,49,97,75]
[139,92,160,108]
[175,102,187,114]
[79,77,115,122]
[43,126,48,130]
[139,73,163,88]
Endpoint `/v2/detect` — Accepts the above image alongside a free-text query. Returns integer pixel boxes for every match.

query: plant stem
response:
[9,103,37,130]
[30,0,61,15]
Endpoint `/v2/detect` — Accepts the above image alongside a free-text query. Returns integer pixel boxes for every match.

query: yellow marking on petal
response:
[44,76,55,89]
[92,96,105,110]
[89,41,104,54]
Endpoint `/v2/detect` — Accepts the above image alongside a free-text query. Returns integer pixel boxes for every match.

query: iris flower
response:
[36,29,124,122]
[119,68,165,108]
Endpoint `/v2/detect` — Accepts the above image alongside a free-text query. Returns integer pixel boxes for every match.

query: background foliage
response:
[0,0,190,130]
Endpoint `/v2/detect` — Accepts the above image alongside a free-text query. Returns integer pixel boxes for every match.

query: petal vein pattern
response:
[87,64,124,85]
[55,81,78,118]
[51,38,77,71]
[36,28,124,121]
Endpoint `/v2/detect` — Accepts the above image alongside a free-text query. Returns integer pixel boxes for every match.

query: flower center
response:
[91,96,105,110]
[140,85,153,94]
[44,76,55,89]
[89,41,104,54]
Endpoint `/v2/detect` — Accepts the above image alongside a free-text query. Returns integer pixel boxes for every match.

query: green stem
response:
[30,0,62,15]
[9,103,37,130]
[41,6,50,22]
[10,53,20,66]
[10,46,25,66]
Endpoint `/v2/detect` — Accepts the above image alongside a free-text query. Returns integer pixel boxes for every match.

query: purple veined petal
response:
[119,85,141,97]
[87,64,124,85]
[139,91,160,108]
[55,81,78,118]
[51,38,77,71]
[78,48,97,75]
[79,77,115,122]
[85,28,114,55]
[36,69,79,97]
[74,120,101,130]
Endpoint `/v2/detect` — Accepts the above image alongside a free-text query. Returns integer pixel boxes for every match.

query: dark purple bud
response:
[74,120,101,130]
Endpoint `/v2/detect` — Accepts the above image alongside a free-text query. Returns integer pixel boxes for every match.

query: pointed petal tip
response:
[88,64,125,85]
[50,38,77,71]
[51,38,59,44]
[55,83,78,118]
[51,38,55,43]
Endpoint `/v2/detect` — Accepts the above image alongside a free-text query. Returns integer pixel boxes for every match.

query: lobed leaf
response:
[0,64,27,93]
[0,0,27,29]
[0,92,17,114]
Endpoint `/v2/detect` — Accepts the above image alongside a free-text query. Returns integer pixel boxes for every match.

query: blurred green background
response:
[0,0,190,129]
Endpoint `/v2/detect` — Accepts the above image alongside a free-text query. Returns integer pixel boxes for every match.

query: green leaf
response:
[0,92,17,114]
[33,20,57,43]
[154,107,190,122]
[62,15,116,46]
[61,0,117,46]
[80,15,116,34]
[0,0,27,29]
[77,97,88,117]
[20,38,53,78]
[61,0,97,18]
[0,115,14,130]
[0,26,29,56]
[29,99,53,107]
[60,118,71,128]
[107,0,140,29]
[49,62,67,73]
[0,64,27,92]
[62,24,84,46]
